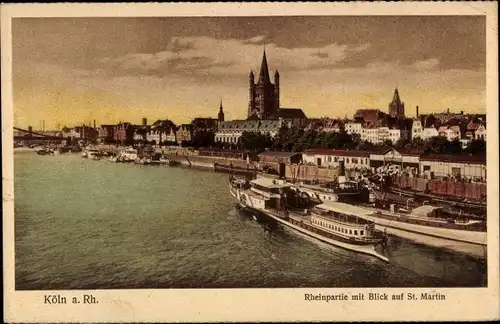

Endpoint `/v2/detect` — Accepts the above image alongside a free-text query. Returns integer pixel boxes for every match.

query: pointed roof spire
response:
[219,97,223,111]
[259,47,271,83]
[392,87,401,102]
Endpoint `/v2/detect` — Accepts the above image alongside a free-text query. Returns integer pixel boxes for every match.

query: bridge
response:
[13,127,65,142]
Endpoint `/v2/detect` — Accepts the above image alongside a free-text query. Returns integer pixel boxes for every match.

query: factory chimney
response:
[93,120,96,128]
[416,106,419,118]
[142,118,147,126]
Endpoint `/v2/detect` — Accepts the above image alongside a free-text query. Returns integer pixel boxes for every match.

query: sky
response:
[12,16,486,130]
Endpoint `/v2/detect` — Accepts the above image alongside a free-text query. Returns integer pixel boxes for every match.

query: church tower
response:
[248,49,280,120]
[218,98,225,122]
[389,88,405,118]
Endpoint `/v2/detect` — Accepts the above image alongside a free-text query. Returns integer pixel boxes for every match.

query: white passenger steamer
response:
[229,175,389,262]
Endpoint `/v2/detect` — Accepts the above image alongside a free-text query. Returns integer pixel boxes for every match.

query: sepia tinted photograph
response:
[11,14,490,291]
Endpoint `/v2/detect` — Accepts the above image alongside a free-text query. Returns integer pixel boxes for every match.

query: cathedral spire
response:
[259,47,271,83]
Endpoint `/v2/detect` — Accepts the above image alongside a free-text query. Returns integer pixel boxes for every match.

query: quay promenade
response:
[25,144,487,204]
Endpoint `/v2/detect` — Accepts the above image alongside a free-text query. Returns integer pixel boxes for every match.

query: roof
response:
[374,148,424,156]
[354,109,387,123]
[391,88,401,103]
[258,50,271,83]
[411,205,442,217]
[251,177,289,189]
[276,108,307,119]
[420,154,486,164]
[258,151,301,158]
[218,120,260,130]
[198,148,249,153]
[303,148,371,157]
[316,201,373,218]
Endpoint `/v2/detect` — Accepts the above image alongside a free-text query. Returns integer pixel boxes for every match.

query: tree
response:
[444,138,462,155]
[191,130,215,148]
[357,140,376,151]
[425,136,449,154]
[394,137,410,149]
[465,139,486,155]
[238,131,273,151]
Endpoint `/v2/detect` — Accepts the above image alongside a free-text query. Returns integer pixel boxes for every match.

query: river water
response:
[14,152,486,289]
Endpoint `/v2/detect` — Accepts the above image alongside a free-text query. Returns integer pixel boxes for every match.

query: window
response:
[328,156,332,162]
[349,230,352,235]
[354,230,358,235]
[334,157,338,162]
[360,230,364,235]
[352,158,358,164]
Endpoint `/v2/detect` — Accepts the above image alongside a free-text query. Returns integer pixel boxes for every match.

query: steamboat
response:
[229,175,389,262]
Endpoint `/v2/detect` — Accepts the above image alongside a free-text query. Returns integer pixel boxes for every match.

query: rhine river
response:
[14,152,486,289]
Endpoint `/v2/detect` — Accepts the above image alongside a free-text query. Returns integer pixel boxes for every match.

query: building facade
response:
[215,119,283,144]
[302,149,371,170]
[419,155,486,180]
[98,125,115,143]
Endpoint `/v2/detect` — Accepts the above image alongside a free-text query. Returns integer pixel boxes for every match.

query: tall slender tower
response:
[218,98,225,122]
[248,71,255,117]
[247,49,279,120]
[274,70,280,114]
[389,88,405,118]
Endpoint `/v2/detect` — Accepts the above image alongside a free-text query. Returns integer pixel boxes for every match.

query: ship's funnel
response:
[279,162,286,179]
[339,160,346,176]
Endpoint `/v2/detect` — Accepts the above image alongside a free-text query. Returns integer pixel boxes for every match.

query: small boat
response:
[168,160,181,166]
[87,150,101,160]
[108,156,118,162]
[37,148,51,155]
[118,147,138,162]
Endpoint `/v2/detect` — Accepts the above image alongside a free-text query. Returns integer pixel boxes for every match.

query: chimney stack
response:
[460,111,464,115]
[93,120,96,128]
[43,120,45,132]
[28,126,33,133]
[416,106,419,118]
[142,118,147,126]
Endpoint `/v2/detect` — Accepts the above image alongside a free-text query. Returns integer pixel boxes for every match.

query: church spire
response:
[392,87,401,103]
[218,98,224,122]
[259,47,271,83]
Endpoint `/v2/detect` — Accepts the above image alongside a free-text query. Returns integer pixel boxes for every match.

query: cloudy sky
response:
[13,16,485,129]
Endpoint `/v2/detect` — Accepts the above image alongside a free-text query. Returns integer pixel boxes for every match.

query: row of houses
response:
[61,117,218,144]
[299,106,486,147]
[411,115,486,143]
